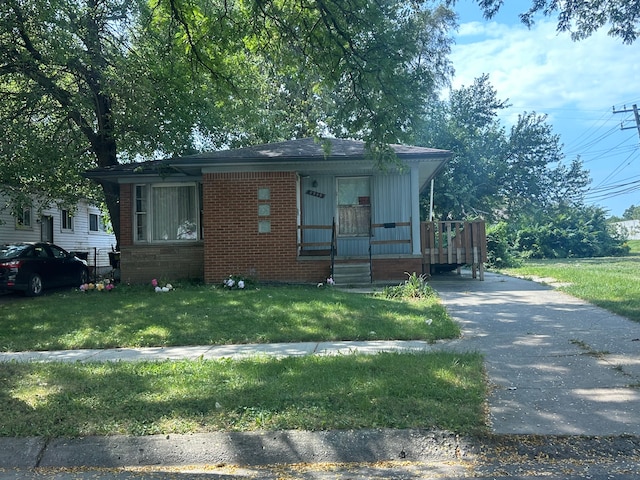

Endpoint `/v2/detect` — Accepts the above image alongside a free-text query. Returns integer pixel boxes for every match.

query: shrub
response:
[514,204,630,258]
[380,272,435,299]
[486,222,521,268]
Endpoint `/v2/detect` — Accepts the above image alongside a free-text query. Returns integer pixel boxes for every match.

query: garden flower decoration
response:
[79,279,114,292]
[317,277,335,288]
[152,278,173,292]
[223,275,246,289]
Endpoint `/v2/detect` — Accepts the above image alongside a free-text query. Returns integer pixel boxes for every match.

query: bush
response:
[486,222,521,268]
[514,204,630,258]
[380,272,435,299]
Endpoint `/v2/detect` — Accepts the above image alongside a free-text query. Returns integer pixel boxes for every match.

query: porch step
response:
[332,262,371,286]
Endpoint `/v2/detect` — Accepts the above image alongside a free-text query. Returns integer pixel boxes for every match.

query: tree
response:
[447,0,640,44]
[414,76,629,260]
[414,75,589,221]
[415,74,509,218]
[623,204,640,220]
[0,0,456,247]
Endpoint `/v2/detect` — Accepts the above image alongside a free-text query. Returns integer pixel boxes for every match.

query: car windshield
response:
[0,244,30,260]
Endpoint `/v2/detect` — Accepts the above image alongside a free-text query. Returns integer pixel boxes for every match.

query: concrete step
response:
[332,262,371,286]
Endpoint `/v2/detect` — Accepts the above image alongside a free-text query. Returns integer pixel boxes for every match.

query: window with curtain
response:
[135,183,199,242]
[337,177,371,236]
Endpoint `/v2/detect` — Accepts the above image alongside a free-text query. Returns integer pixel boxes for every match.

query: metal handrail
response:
[330,218,337,279]
[368,218,373,283]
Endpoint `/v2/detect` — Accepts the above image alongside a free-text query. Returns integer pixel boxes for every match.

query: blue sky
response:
[449,0,640,217]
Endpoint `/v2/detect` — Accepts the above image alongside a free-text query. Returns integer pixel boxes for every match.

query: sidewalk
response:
[2,272,640,478]
[0,340,440,363]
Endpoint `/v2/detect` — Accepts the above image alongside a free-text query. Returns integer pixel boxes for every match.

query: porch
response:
[298,220,487,283]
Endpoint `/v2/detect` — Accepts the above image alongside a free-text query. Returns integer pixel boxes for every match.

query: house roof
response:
[85,137,451,191]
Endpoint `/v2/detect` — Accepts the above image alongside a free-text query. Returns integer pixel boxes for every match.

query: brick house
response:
[85,138,452,285]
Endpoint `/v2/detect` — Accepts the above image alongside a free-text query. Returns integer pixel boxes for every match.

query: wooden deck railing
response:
[421,221,487,280]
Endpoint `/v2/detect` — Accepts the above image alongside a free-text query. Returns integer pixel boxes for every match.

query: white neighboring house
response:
[613,220,640,240]
[0,194,117,275]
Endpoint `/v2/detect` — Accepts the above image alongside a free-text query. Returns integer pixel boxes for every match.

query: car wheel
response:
[79,268,89,285]
[26,274,44,297]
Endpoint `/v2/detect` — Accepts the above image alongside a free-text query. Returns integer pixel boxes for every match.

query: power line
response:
[591,147,639,189]
[613,104,640,139]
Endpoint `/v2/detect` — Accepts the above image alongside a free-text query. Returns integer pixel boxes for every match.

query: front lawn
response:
[0,352,487,437]
[0,284,458,352]
[0,283,487,437]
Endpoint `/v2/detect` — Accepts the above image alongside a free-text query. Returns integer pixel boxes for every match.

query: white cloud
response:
[451,20,640,121]
[449,19,640,215]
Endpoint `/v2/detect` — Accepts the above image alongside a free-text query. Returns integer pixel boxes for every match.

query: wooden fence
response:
[421,221,487,280]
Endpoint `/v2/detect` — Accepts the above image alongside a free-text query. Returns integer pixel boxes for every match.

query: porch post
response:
[410,164,421,255]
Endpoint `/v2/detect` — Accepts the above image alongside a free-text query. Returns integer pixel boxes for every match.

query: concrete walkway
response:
[0,340,439,363]
[433,272,640,436]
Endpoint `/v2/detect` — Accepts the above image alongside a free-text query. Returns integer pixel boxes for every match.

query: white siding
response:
[614,220,640,240]
[0,194,116,268]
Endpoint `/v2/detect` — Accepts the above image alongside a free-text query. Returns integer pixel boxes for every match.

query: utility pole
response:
[613,104,640,140]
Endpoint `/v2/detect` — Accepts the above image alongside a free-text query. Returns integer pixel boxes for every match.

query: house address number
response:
[305,190,325,198]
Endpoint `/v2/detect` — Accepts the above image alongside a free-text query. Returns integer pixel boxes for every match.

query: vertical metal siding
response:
[371,173,412,255]
[300,176,335,249]
[300,172,413,256]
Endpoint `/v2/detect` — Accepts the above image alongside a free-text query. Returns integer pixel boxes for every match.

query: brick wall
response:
[203,171,330,284]
[372,257,424,281]
[119,243,204,284]
[117,174,331,285]
[120,183,133,247]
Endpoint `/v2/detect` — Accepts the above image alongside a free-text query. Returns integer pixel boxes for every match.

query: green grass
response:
[0,285,457,352]
[501,240,640,322]
[0,283,485,437]
[0,352,487,437]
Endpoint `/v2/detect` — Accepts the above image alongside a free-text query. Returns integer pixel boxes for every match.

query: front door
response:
[337,177,371,236]
[336,177,371,256]
[40,216,53,243]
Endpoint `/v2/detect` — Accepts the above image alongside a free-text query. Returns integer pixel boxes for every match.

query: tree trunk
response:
[101,180,121,251]
[93,136,120,249]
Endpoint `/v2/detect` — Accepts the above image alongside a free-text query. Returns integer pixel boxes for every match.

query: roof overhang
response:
[84,138,451,190]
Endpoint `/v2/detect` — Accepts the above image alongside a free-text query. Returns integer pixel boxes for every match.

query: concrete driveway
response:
[432,271,640,435]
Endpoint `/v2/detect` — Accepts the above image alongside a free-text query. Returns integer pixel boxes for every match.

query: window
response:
[16,207,32,229]
[135,185,148,241]
[135,183,199,242]
[49,244,67,259]
[89,213,107,232]
[61,209,73,231]
[258,187,271,200]
[257,187,271,233]
[337,177,371,236]
[258,220,271,233]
